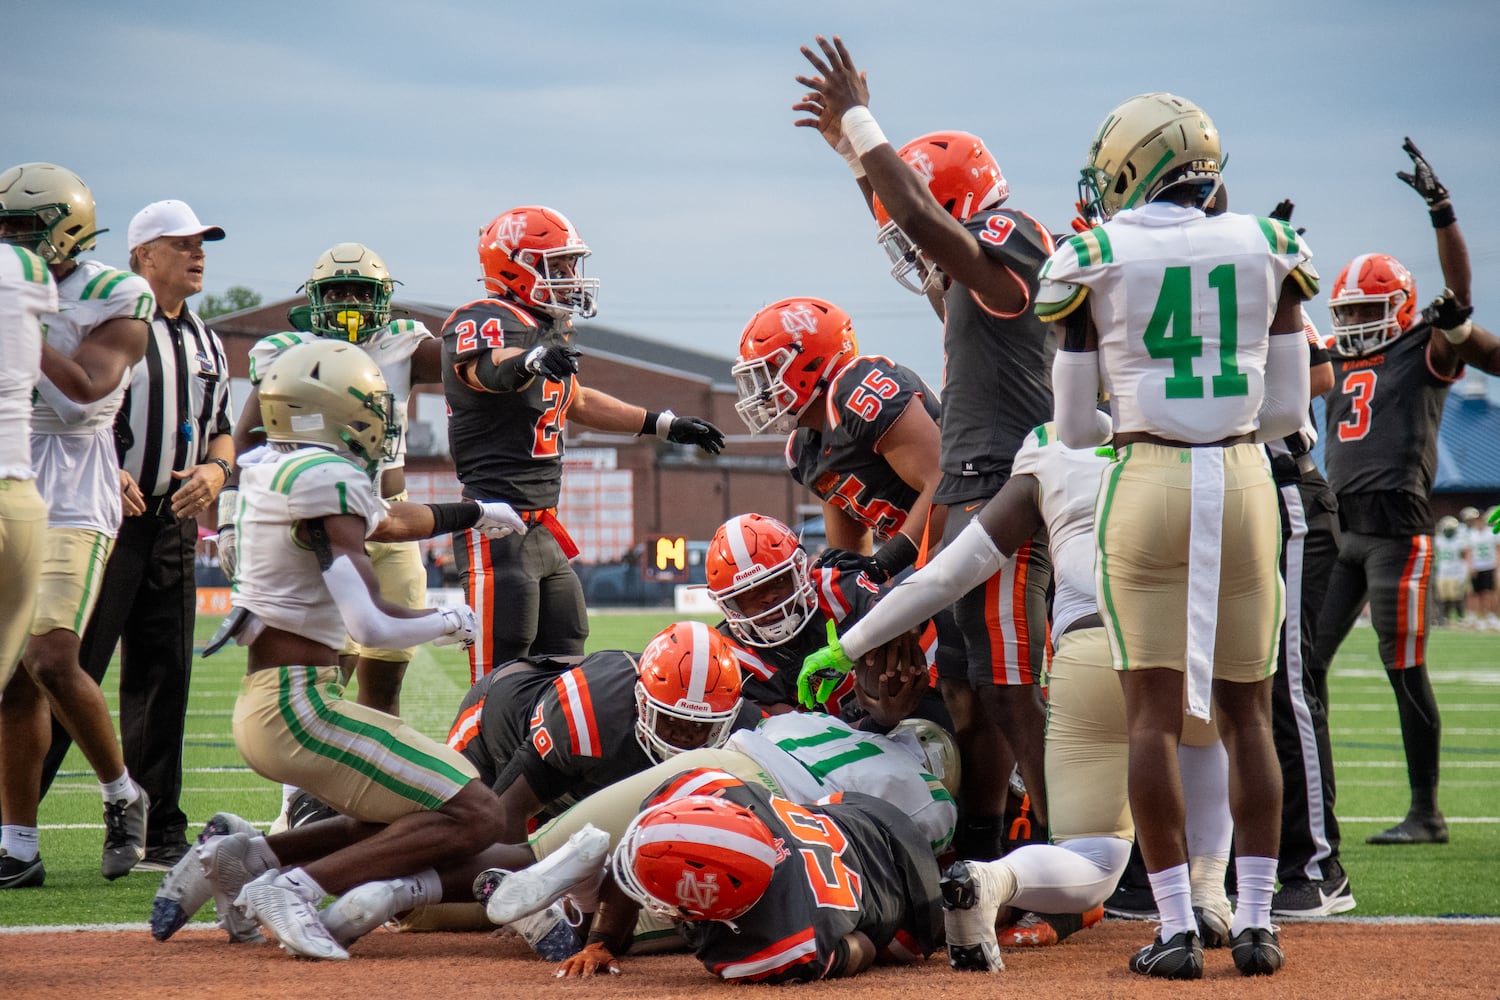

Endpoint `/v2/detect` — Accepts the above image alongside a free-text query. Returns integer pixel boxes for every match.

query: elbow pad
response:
[472,351,531,393]
[838,520,1005,660]
[1052,351,1109,448]
[323,556,449,648]
[1256,334,1311,442]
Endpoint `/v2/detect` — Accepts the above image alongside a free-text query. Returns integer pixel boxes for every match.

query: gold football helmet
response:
[258,340,397,477]
[1077,93,1221,223]
[0,162,102,263]
[302,243,396,343]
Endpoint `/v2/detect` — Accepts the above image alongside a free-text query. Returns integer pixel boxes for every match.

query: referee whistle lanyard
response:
[1184,449,1225,721]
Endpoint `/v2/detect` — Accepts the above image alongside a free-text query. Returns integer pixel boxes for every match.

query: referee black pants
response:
[39,511,197,848]
[1272,463,1344,884]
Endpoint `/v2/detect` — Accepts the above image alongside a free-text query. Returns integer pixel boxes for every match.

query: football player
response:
[1034,93,1317,978]
[1461,505,1498,627]
[800,418,1236,966]
[229,243,448,718]
[0,163,152,887]
[1432,516,1470,626]
[731,296,942,584]
[1313,138,1500,847]
[794,36,1054,861]
[146,340,524,959]
[441,206,724,680]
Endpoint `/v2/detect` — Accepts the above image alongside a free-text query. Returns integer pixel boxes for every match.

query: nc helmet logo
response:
[905,149,936,182]
[490,213,529,251]
[675,870,722,913]
[778,303,819,338]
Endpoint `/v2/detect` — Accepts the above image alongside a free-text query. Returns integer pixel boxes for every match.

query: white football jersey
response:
[232,445,387,649]
[1468,526,1496,572]
[727,711,955,852]
[32,260,154,532]
[1433,531,1469,583]
[1010,422,1110,640]
[0,246,56,479]
[1039,204,1315,442]
[248,319,432,472]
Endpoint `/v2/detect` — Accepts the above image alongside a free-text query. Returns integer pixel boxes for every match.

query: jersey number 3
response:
[1336,369,1377,442]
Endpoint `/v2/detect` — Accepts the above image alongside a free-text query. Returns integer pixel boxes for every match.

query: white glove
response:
[216,488,239,582]
[475,500,527,540]
[433,605,478,649]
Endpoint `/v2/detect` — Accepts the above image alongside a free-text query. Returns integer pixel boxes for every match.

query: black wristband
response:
[208,457,232,482]
[640,410,660,436]
[427,502,481,534]
[1430,202,1456,229]
[473,351,529,392]
[874,532,919,577]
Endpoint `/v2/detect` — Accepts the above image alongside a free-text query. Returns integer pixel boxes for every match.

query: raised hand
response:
[1397,137,1450,206]
[1269,199,1306,235]
[794,35,871,122]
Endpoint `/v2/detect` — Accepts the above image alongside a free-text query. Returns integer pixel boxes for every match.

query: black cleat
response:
[1128,929,1203,980]
[1230,926,1285,976]
[0,849,45,890]
[1366,812,1448,845]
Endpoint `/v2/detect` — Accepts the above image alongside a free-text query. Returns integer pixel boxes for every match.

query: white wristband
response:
[840,106,889,158]
[216,487,239,530]
[834,136,866,179]
[655,409,677,438]
[1441,320,1473,345]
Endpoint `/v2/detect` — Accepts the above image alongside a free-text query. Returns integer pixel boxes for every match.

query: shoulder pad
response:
[248,331,316,384]
[965,208,1057,274]
[442,297,539,335]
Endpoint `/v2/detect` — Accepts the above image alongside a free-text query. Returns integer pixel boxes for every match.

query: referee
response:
[38,200,234,869]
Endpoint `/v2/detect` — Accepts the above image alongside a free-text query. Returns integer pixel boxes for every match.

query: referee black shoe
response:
[1128,929,1203,980]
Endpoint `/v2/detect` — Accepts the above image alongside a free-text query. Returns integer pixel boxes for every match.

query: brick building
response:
[208,298,817,569]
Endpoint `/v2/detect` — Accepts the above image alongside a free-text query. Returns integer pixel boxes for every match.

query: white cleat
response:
[236,871,349,961]
[318,879,414,949]
[481,823,610,926]
[199,831,270,943]
[149,812,258,941]
[941,860,1005,972]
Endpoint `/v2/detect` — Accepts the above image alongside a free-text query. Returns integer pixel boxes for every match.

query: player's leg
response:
[1310,533,1373,711]
[0,479,46,692]
[530,530,588,658]
[1363,534,1446,844]
[457,527,540,680]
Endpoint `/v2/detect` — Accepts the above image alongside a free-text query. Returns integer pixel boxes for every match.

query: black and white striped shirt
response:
[116,305,234,498]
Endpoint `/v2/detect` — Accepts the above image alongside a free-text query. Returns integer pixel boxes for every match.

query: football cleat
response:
[149,812,258,941]
[1230,926,1285,976]
[236,870,349,961]
[101,783,149,880]
[479,824,610,926]
[940,860,1005,972]
[319,879,418,949]
[1128,929,1203,980]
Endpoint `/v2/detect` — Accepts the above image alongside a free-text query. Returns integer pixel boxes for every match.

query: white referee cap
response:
[128,199,225,252]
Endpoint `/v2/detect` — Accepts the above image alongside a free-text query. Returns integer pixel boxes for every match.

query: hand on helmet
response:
[796,35,872,121]
[433,605,478,648]
[522,344,581,382]
[666,415,725,455]
[1269,199,1307,235]
[797,620,855,710]
[475,500,527,540]
[555,941,620,978]
[1397,137,1450,206]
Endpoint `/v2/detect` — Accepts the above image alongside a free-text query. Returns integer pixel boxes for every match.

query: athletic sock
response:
[100,771,137,804]
[1230,855,1276,934]
[1,826,40,862]
[1147,863,1194,938]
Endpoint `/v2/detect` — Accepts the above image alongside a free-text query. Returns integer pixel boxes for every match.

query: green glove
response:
[797,620,855,710]
[1489,507,1500,536]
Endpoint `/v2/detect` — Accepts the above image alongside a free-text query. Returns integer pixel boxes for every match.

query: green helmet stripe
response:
[1122,149,1178,210]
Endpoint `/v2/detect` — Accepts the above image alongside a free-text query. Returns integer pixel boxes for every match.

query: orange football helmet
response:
[477,205,598,319]
[706,514,817,648]
[1329,253,1416,356]
[613,794,780,923]
[872,131,1008,294]
[732,297,858,435]
[634,621,744,763]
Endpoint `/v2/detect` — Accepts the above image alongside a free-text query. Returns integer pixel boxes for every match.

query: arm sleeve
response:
[1256,333,1312,442]
[322,555,449,648]
[838,519,1005,660]
[1052,350,1110,448]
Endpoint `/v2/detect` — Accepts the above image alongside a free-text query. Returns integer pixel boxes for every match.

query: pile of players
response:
[5,28,1498,989]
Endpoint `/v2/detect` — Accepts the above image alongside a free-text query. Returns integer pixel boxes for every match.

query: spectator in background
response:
[37,200,234,872]
[1461,506,1498,628]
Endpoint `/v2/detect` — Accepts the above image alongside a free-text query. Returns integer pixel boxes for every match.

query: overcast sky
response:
[10,1,1499,393]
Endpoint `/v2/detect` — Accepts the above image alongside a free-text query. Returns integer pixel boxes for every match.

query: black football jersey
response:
[787,356,940,542]
[934,207,1057,505]
[640,772,941,983]
[1323,324,1458,533]
[440,296,575,509]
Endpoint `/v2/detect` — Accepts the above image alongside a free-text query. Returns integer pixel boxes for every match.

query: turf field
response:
[2,615,1495,927]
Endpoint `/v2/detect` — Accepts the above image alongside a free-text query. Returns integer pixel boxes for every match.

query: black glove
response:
[813,533,917,584]
[1397,137,1450,206]
[522,344,580,381]
[1269,199,1306,235]
[1426,287,1474,332]
[666,415,725,454]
